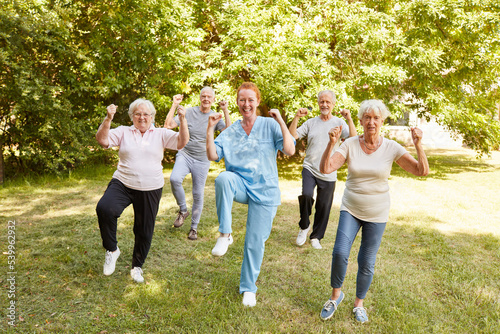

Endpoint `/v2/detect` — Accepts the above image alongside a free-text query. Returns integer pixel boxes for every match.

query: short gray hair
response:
[200,86,215,97]
[128,98,156,121]
[317,90,336,103]
[358,99,390,120]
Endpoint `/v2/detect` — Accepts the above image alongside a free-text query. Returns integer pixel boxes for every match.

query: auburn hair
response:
[236,82,261,101]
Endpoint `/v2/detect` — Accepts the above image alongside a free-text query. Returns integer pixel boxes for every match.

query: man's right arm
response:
[289,108,308,140]
[164,94,183,129]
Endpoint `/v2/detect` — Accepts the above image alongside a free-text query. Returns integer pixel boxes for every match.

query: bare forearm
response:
[206,127,218,161]
[415,143,429,176]
[320,142,336,174]
[288,116,300,139]
[222,109,232,130]
[164,104,178,129]
[279,122,296,156]
[346,117,357,137]
[176,116,189,150]
[96,117,112,148]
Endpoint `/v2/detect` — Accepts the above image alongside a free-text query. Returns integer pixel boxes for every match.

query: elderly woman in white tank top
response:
[318,99,429,323]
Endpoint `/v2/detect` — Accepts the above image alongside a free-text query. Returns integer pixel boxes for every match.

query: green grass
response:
[1,148,499,333]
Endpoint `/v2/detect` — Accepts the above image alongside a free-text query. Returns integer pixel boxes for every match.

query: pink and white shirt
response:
[107,124,179,191]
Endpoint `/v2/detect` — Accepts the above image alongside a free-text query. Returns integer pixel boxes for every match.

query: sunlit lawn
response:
[0,148,499,333]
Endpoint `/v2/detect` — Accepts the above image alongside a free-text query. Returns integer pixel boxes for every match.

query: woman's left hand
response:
[328,126,343,144]
[269,109,284,124]
[208,113,223,128]
[410,127,423,146]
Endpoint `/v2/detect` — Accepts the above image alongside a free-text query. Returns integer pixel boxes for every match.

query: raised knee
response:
[215,172,232,188]
[170,175,183,187]
[96,202,116,217]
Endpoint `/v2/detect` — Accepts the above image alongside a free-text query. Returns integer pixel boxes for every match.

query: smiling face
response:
[360,109,384,136]
[318,92,335,116]
[132,104,153,133]
[199,88,215,112]
[237,88,260,120]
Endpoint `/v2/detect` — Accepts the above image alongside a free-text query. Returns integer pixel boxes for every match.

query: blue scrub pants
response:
[215,171,277,294]
[330,210,386,299]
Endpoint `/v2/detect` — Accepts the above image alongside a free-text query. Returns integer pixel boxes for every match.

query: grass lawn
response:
[0,147,499,333]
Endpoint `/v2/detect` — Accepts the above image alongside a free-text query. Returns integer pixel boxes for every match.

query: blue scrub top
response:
[214,116,293,206]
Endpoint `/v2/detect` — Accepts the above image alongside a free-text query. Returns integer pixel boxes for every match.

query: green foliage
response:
[392,0,500,154]
[0,1,92,175]
[1,0,499,177]
[0,0,204,177]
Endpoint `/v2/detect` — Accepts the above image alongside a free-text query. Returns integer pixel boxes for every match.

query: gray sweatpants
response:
[169,152,210,230]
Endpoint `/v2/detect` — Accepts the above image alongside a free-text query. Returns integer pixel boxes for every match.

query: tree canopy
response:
[1,0,499,180]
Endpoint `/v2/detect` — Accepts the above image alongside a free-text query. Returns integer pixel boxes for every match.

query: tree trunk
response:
[0,147,3,186]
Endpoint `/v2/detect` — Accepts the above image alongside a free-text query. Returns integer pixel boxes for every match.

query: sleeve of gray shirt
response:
[295,119,310,140]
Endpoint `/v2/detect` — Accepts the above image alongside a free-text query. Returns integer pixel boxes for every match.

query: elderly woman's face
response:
[132,104,153,133]
[237,89,260,118]
[360,110,384,136]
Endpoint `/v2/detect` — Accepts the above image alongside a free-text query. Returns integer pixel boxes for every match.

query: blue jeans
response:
[330,210,386,299]
[215,171,277,294]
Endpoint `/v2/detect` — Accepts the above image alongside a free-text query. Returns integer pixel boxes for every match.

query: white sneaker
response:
[103,247,120,276]
[311,238,322,249]
[211,235,234,256]
[296,227,310,246]
[242,292,256,307]
[130,267,144,283]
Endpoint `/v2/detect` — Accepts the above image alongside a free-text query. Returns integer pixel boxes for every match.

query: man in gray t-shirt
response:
[164,87,231,240]
[289,90,356,249]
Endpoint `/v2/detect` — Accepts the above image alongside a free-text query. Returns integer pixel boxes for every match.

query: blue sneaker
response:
[320,291,344,320]
[353,307,368,323]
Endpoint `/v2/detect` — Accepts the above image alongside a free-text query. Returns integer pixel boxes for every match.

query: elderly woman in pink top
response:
[95,99,189,283]
[318,99,429,323]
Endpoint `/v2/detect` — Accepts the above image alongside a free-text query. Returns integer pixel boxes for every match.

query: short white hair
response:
[317,90,336,103]
[128,98,156,121]
[200,86,215,97]
[358,99,390,120]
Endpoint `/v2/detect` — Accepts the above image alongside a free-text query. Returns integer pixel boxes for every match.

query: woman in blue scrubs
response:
[206,82,296,307]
